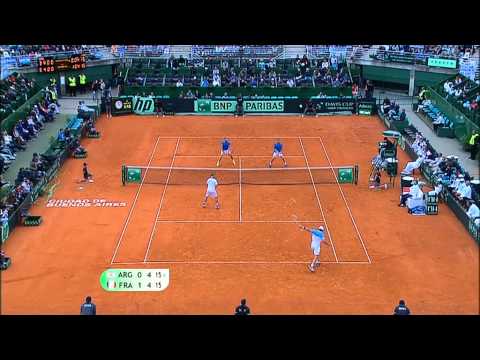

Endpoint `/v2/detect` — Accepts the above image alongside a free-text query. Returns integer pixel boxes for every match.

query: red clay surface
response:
[1,115,478,314]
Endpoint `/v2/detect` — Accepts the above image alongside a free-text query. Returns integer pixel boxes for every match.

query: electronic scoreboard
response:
[38,54,87,73]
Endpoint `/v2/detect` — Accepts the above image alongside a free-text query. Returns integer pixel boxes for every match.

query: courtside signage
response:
[427,58,457,69]
[132,96,155,114]
[112,97,133,115]
[194,99,284,113]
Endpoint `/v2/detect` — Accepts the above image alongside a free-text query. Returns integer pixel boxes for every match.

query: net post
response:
[122,165,126,186]
[354,164,359,185]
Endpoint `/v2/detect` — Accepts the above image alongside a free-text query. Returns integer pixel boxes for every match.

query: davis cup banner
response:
[194,100,284,113]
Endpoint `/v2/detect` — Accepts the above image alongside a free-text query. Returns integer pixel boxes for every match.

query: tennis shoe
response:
[307,264,315,273]
[232,159,236,166]
[215,203,220,209]
[216,160,220,167]
[201,202,207,208]
[268,163,272,168]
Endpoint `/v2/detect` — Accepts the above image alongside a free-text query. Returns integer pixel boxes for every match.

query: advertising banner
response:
[112,97,133,115]
[194,100,284,113]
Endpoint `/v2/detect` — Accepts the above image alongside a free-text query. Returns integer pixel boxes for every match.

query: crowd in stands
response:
[191,45,281,58]
[0,84,61,223]
[0,73,37,121]
[378,45,477,58]
[400,128,479,227]
[435,75,480,125]
[0,45,91,57]
[126,53,351,90]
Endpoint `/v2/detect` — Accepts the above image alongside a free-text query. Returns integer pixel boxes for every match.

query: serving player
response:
[216,137,236,167]
[299,224,330,272]
[201,173,220,209]
[268,139,287,168]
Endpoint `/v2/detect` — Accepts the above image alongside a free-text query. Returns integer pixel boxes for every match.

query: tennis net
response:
[122,165,359,185]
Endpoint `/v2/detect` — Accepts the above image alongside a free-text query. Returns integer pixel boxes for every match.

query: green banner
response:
[427,58,457,69]
[127,168,142,183]
[132,96,155,115]
[194,100,284,113]
[338,168,353,183]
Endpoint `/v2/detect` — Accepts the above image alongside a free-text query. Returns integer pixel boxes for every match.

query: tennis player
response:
[268,140,287,168]
[299,224,330,272]
[202,173,220,209]
[216,138,236,167]
[82,162,93,183]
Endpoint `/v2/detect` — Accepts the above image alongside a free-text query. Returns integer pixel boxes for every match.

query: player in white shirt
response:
[299,224,331,272]
[201,174,220,209]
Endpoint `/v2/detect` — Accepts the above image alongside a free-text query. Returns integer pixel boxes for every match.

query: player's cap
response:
[318,226,324,231]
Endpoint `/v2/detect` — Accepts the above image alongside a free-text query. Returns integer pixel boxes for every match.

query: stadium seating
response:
[0,73,38,121]
[434,75,480,126]
[125,54,352,94]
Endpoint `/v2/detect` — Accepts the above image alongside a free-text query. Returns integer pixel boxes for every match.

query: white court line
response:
[111,260,371,265]
[110,136,161,264]
[239,157,242,222]
[153,136,329,139]
[155,220,325,223]
[143,137,181,263]
[317,137,372,264]
[174,155,305,158]
[298,137,339,263]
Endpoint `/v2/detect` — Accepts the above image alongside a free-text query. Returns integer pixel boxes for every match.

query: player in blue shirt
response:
[299,224,331,272]
[268,140,287,168]
[216,138,236,167]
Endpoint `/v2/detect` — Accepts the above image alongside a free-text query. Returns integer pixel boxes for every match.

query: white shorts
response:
[311,245,321,256]
[273,150,283,158]
[205,191,217,198]
[221,149,231,155]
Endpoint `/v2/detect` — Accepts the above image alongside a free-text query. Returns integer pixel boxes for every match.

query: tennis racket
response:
[291,214,305,230]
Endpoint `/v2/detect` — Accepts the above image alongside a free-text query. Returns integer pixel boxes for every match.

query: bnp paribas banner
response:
[132,96,155,115]
[195,99,284,113]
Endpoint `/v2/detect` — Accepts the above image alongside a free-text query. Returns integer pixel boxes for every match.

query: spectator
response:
[176,79,184,87]
[393,300,410,315]
[453,178,472,206]
[200,78,209,87]
[235,299,250,315]
[432,114,447,132]
[80,296,96,315]
[57,128,66,145]
[0,250,11,270]
[467,200,480,222]
[468,131,479,160]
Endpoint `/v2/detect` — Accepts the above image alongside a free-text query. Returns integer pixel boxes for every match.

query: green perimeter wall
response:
[362,65,452,87]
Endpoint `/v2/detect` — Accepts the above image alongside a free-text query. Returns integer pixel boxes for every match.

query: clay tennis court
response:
[2,114,478,314]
